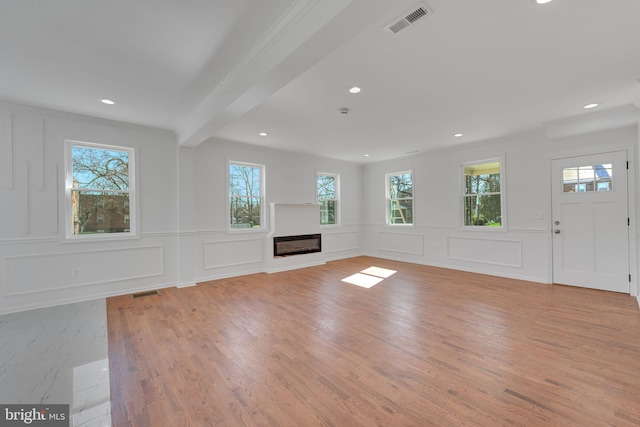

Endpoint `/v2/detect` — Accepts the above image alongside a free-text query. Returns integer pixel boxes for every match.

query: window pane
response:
[320,200,337,225]
[463,161,502,227]
[389,199,413,224]
[389,173,412,198]
[230,165,261,197]
[230,197,261,228]
[72,146,129,190]
[596,164,612,191]
[71,191,130,235]
[465,172,500,194]
[317,175,336,199]
[464,195,502,226]
[563,164,613,193]
[387,172,413,225]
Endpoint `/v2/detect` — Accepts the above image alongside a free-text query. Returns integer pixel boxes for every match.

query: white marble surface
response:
[0,299,112,426]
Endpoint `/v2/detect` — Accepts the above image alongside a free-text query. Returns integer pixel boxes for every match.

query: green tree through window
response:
[317,173,339,225]
[229,162,264,229]
[463,161,503,227]
[68,142,133,236]
[387,171,413,225]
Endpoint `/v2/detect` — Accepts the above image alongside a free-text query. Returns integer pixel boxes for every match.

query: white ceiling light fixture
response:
[259,132,268,137]
[454,133,463,137]
[363,154,371,157]
[349,86,361,94]
[100,99,116,105]
[584,103,600,109]
[536,0,553,4]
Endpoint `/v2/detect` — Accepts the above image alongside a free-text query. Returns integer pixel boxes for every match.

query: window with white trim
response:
[317,173,339,225]
[462,159,504,228]
[386,171,413,225]
[229,161,265,230]
[66,141,135,238]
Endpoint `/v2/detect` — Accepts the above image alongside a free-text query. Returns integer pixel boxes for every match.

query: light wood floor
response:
[108,256,640,426]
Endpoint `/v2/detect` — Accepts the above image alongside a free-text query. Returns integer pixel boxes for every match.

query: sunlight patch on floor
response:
[342,273,384,288]
[360,266,397,278]
[341,266,397,288]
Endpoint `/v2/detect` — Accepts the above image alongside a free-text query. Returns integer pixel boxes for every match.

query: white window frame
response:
[386,170,414,226]
[228,161,266,232]
[316,172,340,226]
[64,140,136,240]
[460,156,506,231]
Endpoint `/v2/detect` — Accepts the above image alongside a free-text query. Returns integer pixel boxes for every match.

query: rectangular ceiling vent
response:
[384,2,432,35]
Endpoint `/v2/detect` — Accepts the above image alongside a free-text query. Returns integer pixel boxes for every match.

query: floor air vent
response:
[384,2,432,35]
[132,290,159,299]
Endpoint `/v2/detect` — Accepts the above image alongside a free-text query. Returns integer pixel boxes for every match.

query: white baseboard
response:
[266,260,326,274]
[176,282,197,288]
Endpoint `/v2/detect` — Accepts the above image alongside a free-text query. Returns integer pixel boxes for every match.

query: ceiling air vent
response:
[384,2,432,35]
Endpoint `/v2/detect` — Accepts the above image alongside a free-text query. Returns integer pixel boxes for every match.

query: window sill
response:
[63,233,140,243]
[228,227,267,234]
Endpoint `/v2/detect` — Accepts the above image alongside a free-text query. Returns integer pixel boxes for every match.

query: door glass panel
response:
[562,164,612,193]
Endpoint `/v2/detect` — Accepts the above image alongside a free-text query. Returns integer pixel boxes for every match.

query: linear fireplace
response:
[273,234,322,257]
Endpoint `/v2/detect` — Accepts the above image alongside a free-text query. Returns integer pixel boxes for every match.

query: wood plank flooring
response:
[108,256,640,426]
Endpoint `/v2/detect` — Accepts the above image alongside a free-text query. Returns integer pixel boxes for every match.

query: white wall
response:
[0,102,179,314]
[2,99,638,314]
[362,125,638,287]
[177,138,363,286]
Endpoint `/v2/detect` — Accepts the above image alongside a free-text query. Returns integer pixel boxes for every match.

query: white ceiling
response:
[1,0,640,163]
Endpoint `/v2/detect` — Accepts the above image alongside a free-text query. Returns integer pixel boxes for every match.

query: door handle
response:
[554,229,561,234]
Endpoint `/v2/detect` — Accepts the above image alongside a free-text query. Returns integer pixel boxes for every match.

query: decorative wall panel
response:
[447,237,522,267]
[204,238,262,269]
[378,232,424,255]
[4,246,164,296]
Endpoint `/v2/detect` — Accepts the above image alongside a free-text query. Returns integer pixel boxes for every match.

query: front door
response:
[551,151,629,293]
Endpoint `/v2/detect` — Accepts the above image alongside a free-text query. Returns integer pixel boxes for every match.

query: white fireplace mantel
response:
[265,203,325,273]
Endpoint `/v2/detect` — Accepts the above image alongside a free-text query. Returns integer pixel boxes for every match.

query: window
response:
[317,173,339,225]
[562,164,612,193]
[462,159,504,228]
[229,162,265,230]
[386,171,413,225]
[66,141,134,237]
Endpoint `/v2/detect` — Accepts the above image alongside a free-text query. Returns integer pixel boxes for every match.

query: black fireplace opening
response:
[274,234,321,257]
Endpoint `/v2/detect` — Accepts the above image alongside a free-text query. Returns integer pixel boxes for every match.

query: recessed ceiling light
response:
[584,103,600,109]
[259,132,268,137]
[349,86,362,94]
[100,99,116,105]
[454,133,463,137]
[363,154,371,157]
[536,0,553,4]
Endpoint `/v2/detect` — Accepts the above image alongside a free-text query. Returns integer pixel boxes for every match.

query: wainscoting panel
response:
[447,237,522,267]
[204,238,262,269]
[322,231,359,254]
[0,109,12,190]
[4,246,164,296]
[378,232,424,255]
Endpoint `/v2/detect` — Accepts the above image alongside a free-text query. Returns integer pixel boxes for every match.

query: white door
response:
[551,151,629,293]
